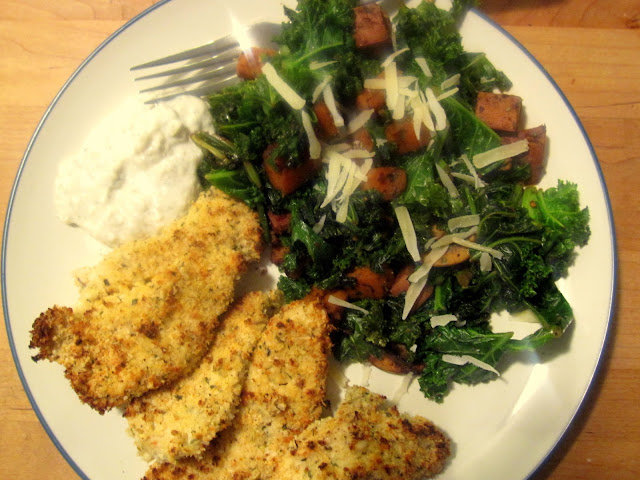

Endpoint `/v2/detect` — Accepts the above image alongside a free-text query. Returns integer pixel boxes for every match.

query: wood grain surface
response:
[1,1,639,479]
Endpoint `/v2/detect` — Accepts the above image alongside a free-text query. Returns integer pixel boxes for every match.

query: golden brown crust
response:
[124,291,283,463]
[143,296,332,480]
[29,188,263,414]
[270,386,452,479]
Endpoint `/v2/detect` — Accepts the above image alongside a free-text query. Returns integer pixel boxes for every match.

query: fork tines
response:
[131,34,242,103]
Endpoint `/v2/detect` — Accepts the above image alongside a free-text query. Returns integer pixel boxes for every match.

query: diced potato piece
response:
[475,91,522,133]
[353,4,392,50]
[236,47,276,80]
[362,167,407,201]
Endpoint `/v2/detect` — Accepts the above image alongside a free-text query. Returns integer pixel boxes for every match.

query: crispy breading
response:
[124,290,283,463]
[29,188,263,414]
[143,296,332,480]
[271,385,452,479]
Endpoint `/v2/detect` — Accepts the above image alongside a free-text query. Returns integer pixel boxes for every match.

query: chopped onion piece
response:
[451,237,504,259]
[301,110,321,159]
[430,314,458,328]
[394,206,421,262]
[327,295,369,314]
[347,109,374,133]
[480,251,493,272]
[414,56,432,78]
[312,75,333,103]
[323,83,345,127]
[381,47,410,68]
[440,73,461,90]
[448,214,480,231]
[425,87,447,131]
[435,163,459,198]
[442,354,500,375]
[473,139,529,169]
[262,63,305,110]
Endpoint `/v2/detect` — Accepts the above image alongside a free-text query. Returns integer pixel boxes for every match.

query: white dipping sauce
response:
[55,95,213,247]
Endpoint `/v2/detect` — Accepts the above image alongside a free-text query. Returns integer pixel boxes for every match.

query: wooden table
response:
[1,1,638,479]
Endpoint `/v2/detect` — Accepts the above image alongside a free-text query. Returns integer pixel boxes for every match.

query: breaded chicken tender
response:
[143,296,332,480]
[271,385,452,479]
[29,188,263,413]
[124,290,283,463]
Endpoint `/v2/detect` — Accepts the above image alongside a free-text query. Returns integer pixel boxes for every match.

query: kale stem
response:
[488,236,542,249]
[295,41,344,64]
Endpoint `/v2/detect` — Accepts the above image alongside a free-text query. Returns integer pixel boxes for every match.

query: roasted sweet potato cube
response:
[362,167,407,201]
[522,125,547,184]
[355,88,386,112]
[501,124,547,184]
[263,145,321,196]
[346,266,390,299]
[475,91,522,133]
[353,4,392,50]
[385,120,430,155]
[313,101,340,140]
[236,47,276,80]
[351,127,375,151]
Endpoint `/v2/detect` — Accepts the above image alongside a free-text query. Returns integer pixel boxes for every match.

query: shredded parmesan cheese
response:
[461,153,486,188]
[394,206,421,262]
[414,56,432,78]
[402,275,428,319]
[381,47,410,68]
[435,163,459,198]
[262,63,305,110]
[425,87,447,131]
[323,83,345,127]
[480,251,492,272]
[312,75,333,103]
[440,73,461,91]
[448,214,480,231]
[473,139,529,169]
[309,60,337,70]
[301,110,321,159]
[442,354,500,375]
[384,61,399,111]
[327,295,370,314]
[313,214,327,234]
[451,237,504,259]
[407,245,449,283]
[430,314,458,328]
[347,109,374,134]
[391,374,414,404]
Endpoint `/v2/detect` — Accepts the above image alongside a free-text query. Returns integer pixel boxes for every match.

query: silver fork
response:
[131,21,281,103]
[131,0,390,103]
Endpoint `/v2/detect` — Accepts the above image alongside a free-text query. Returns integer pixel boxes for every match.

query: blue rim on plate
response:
[2,2,617,480]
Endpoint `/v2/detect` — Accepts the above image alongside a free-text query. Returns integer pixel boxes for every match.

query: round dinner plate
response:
[2,1,616,479]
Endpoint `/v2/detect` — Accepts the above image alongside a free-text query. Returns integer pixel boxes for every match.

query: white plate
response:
[2,1,616,479]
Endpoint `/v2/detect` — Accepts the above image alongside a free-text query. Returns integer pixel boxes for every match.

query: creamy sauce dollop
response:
[55,95,213,247]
